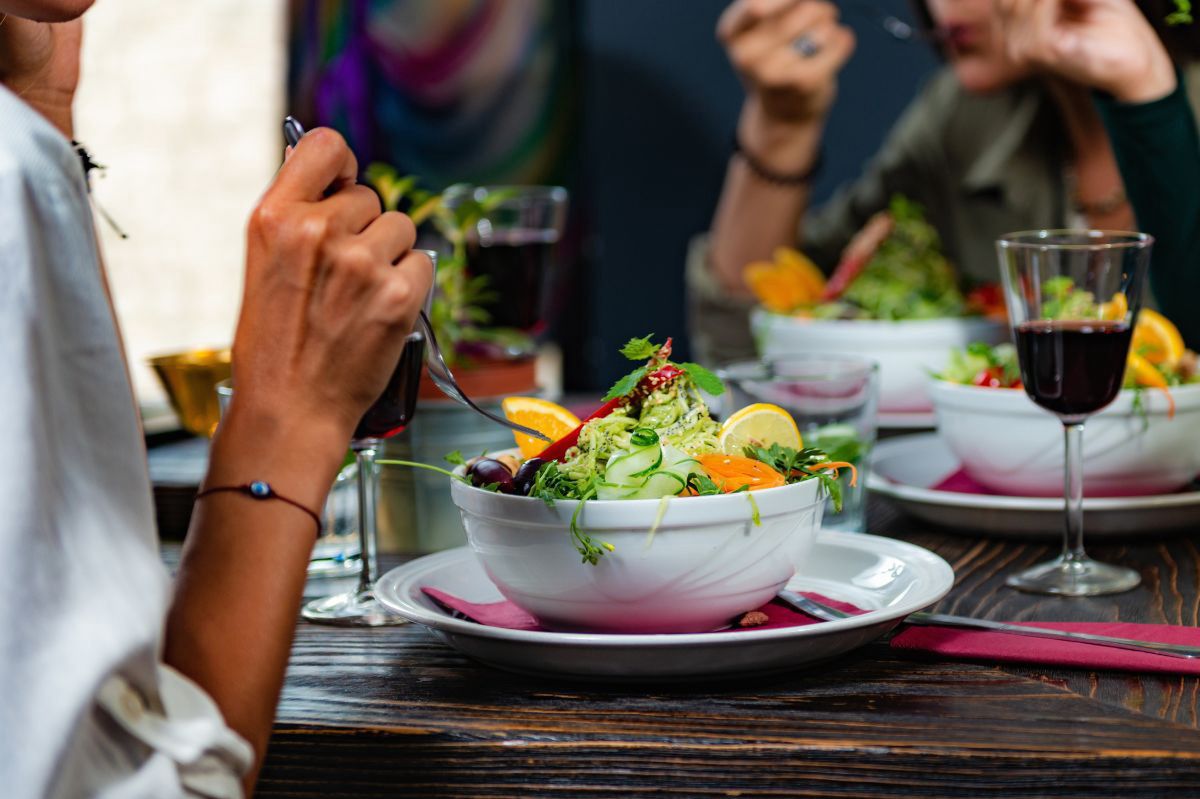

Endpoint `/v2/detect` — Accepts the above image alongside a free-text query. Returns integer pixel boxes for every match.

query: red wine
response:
[1015,320,1132,418]
[466,229,557,330]
[353,334,425,440]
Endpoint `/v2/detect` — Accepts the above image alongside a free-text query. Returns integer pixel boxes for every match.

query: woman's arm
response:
[1097,80,1200,346]
[163,128,433,793]
[708,0,855,296]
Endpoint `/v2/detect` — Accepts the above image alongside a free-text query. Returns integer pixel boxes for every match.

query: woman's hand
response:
[718,0,856,171]
[996,0,1177,103]
[230,128,433,448]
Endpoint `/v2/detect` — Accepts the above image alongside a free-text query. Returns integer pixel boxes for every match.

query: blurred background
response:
[77,0,936,413]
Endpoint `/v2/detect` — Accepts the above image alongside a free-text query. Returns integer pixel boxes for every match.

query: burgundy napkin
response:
[423,587,1200,674]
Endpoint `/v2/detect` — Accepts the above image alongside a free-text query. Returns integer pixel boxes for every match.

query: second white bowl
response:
[752,311,1006,413]
[929,379,1200,497]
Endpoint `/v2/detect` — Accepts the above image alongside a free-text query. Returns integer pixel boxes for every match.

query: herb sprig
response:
[603,334,725,401]
[743,443,848,512]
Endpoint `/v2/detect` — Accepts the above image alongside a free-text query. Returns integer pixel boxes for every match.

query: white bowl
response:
[752,310,1006,413]
[928,379,1200,497]
[449,470,825,634]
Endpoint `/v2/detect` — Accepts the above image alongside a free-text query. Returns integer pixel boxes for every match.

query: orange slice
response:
[1098,291,1128,321]
[1127,352,1175,419]
[500,397,582,459]
[774,247,827,299]
[744,261,811,313]
[1132,308,1185,366]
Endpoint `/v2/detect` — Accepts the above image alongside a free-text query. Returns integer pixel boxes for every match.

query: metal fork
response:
[417,311,552,443]
[779,590,1200,660]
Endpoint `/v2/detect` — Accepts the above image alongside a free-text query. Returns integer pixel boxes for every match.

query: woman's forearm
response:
[708,107,823,295]
[163,402,350,792]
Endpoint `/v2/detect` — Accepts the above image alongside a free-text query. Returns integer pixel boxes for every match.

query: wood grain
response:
[159,491,1200,797]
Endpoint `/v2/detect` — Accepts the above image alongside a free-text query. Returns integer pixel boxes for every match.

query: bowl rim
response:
[752,309,1006,328]
[450,467,824,509]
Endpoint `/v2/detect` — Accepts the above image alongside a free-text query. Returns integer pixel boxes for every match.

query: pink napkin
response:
[423,587,1200,674]
[421,587,863,633]
[932,468,998,495]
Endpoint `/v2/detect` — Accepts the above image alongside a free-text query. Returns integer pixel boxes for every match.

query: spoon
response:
[282,116,551,445]
[779,590,1200,659]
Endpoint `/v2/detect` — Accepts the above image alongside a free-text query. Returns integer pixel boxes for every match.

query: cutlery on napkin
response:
[423,586,1200,675]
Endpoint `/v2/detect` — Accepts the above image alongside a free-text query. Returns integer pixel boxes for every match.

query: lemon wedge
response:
[718,403,802,455]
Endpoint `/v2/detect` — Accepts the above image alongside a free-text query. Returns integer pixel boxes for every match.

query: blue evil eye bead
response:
[248,481,272,498]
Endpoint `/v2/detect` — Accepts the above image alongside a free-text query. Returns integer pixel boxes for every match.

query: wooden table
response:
[228,495,1200,798]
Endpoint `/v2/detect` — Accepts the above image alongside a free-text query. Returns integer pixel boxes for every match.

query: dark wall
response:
[575,0,939,387]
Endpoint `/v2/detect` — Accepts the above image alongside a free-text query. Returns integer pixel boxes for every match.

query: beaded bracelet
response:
[733,134,824,187]
[196,481,322,537]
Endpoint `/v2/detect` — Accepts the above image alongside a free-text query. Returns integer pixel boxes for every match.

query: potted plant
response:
[365,166,543,400]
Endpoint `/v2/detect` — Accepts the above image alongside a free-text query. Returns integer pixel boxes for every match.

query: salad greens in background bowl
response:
[746,196,1007,414]
[930,338,1200,498]
[432,336,849,634]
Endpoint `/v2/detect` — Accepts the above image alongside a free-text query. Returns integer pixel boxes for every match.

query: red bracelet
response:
[195,481,322,537]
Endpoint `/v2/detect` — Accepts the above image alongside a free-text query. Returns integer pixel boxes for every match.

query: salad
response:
[938,302,1198,415]
[442,336,855,564]
[744,195,1005,321]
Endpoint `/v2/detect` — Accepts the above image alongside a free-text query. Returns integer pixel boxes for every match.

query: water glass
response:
[719,355,879,532]
[441,185,568,332]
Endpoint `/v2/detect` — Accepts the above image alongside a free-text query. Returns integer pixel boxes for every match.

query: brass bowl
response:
[148,348,232,437]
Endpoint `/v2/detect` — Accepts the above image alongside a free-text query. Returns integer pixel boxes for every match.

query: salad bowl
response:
[928,379,1200,497]
[752,311,1006,414]
[449,465,825,634]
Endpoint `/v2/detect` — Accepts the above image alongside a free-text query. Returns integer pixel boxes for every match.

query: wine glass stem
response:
[1062,421,1086,565]
[352,440,379,594]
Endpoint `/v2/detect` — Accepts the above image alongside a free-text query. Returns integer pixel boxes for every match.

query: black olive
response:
[513,457,547,496]
[469,458,517,494]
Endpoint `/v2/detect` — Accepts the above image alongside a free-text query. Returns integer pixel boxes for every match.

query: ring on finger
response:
[792,33,821,58]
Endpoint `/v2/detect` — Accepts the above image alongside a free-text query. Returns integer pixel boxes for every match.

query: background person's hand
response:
[996,0,1177,103]
[718,0,856,171]
[230,128,433,446]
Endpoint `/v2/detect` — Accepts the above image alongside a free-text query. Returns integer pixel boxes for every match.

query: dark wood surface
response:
[151,439,1200,797]
[252,500,1200,798]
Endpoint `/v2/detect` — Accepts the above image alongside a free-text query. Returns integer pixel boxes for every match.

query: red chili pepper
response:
[538,364,684,461]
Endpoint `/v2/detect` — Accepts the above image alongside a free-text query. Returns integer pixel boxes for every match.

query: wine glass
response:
[302,251,437,626]
[996,230,1153,596]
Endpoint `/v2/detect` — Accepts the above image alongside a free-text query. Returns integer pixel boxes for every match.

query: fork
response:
[416,311,552,443]
[778,590,1200,660]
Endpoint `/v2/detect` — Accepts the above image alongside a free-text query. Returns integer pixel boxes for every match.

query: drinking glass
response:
[442,185,568,333]
[996,230,1152,596]
[719,355,879,533]
[302,250,437,626]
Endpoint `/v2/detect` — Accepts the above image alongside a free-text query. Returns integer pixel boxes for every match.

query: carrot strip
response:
[801,461,859,488]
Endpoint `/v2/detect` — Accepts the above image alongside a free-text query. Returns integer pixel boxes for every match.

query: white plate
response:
[375,532,954,681]
[869,433,1200,538]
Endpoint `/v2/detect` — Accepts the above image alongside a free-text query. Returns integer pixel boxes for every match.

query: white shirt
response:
[0,85,251,797]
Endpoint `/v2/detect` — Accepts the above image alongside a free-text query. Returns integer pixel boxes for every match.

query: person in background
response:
[690,0,1200,365]
[0,1,432,796]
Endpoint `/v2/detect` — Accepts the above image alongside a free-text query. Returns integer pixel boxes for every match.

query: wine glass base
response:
[1006,555,1141,597]
[302,588,409,627]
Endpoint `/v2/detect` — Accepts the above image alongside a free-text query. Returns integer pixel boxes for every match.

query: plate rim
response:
[375,531,954,648]
[869,432,1200,512]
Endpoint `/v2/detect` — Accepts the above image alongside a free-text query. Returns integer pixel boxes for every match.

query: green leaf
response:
[619,335,659,361]
[602,366,649,402]
[444,450,467,467]
[679,362,725,395]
